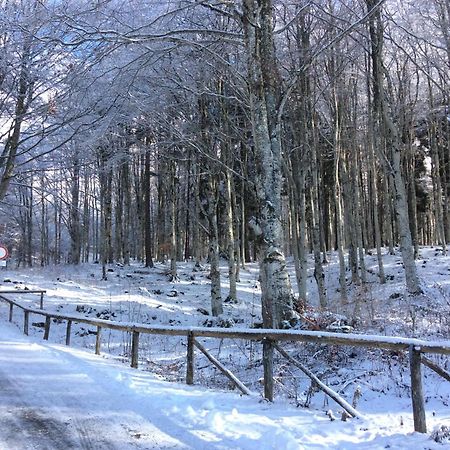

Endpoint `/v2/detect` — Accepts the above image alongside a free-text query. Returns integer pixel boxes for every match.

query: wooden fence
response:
[1,291,450,434]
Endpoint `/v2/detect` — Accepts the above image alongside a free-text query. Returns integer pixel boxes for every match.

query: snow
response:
[0,246,449,448]
[0,321,447,450]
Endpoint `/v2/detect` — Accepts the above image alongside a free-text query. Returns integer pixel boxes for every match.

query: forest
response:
[0,0,449,328]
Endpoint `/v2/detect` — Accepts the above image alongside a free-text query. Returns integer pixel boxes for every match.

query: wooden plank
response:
[409,345,427,433]
[23,310,29,336]
[43,316,51,340]
[421,355,450,383]
[263,338,274,401]
[65,320,72,346]
[128,326,450,356]
[40,292,44,310]
[8,303,13,322]
[131,331,139,369]
[193,339,252,396]
[273,343,362,418]
[95,326,101,355]
[186,332,194,385]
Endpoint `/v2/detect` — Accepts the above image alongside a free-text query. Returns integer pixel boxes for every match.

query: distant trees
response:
[366,0,422,293]
[1,0,449,319]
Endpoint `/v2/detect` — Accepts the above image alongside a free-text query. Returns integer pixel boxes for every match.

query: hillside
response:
[0,246,449,448]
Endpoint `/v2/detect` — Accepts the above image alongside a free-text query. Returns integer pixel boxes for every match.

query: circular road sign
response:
[0,245,9,260]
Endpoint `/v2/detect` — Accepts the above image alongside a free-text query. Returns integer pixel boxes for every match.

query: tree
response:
[366,0,422,294]
[242,0,296,327]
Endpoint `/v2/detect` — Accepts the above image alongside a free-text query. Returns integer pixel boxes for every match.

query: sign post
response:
[0,245,9,267]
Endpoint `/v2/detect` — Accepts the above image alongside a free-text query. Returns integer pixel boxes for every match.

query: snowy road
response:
[0,325,189,449]
[0,320,446,450]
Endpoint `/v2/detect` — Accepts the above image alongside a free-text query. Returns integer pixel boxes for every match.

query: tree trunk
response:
[352,150,367,284]
[68,151,81,264]
[224,170,237,302]
[332,92,348,302]
[0,37,32,201]
[144,149,154,268]
[242,0,295,327]
[309,164,328,309]
[168,161,178,281]
[429,122,447,254]
[82,169,91,263]
[98,148,113,279]
[368,130,386,283]
[342,161,360,285]
[367,0,421,294]
[334,154,348,302]
[122,160,131,265]
[202,175,223,316]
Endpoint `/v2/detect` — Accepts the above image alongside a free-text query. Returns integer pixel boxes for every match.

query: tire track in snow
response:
[0,375,80,449]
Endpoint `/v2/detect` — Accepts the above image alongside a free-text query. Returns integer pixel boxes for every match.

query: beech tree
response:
[2,0,450,322]
[366,0,422,294]
[241,0,297,327]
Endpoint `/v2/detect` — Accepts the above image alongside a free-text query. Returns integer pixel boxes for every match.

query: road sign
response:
[0,245,9,260]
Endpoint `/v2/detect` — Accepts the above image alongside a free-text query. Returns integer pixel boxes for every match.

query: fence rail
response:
[1,291,450,434]
[0,290,46,309]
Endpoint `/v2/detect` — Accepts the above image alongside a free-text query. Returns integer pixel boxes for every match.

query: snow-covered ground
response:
[0,246,449,449]
[0,319,447,450]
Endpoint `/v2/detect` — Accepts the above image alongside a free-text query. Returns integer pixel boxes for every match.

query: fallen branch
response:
[193,339,253,396]
[273,343,362,418]
[421,356,450,383]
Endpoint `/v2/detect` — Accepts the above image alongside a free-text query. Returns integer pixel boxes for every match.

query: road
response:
[0,323,197,450]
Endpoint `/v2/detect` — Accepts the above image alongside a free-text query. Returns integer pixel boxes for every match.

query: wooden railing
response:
[1,291,449,434]
[0,289,46,309]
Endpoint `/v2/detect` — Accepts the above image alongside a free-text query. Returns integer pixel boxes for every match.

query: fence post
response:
[40,292,44,310]
[263,338,274,402]
[23,310,29,336]
[65,320,72,346]
[9,303,13,322]
[43,316,51,340]
[131,331,140,369]
[95,326,101,355]
[409,345,427,433]
[186,331,195,385]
